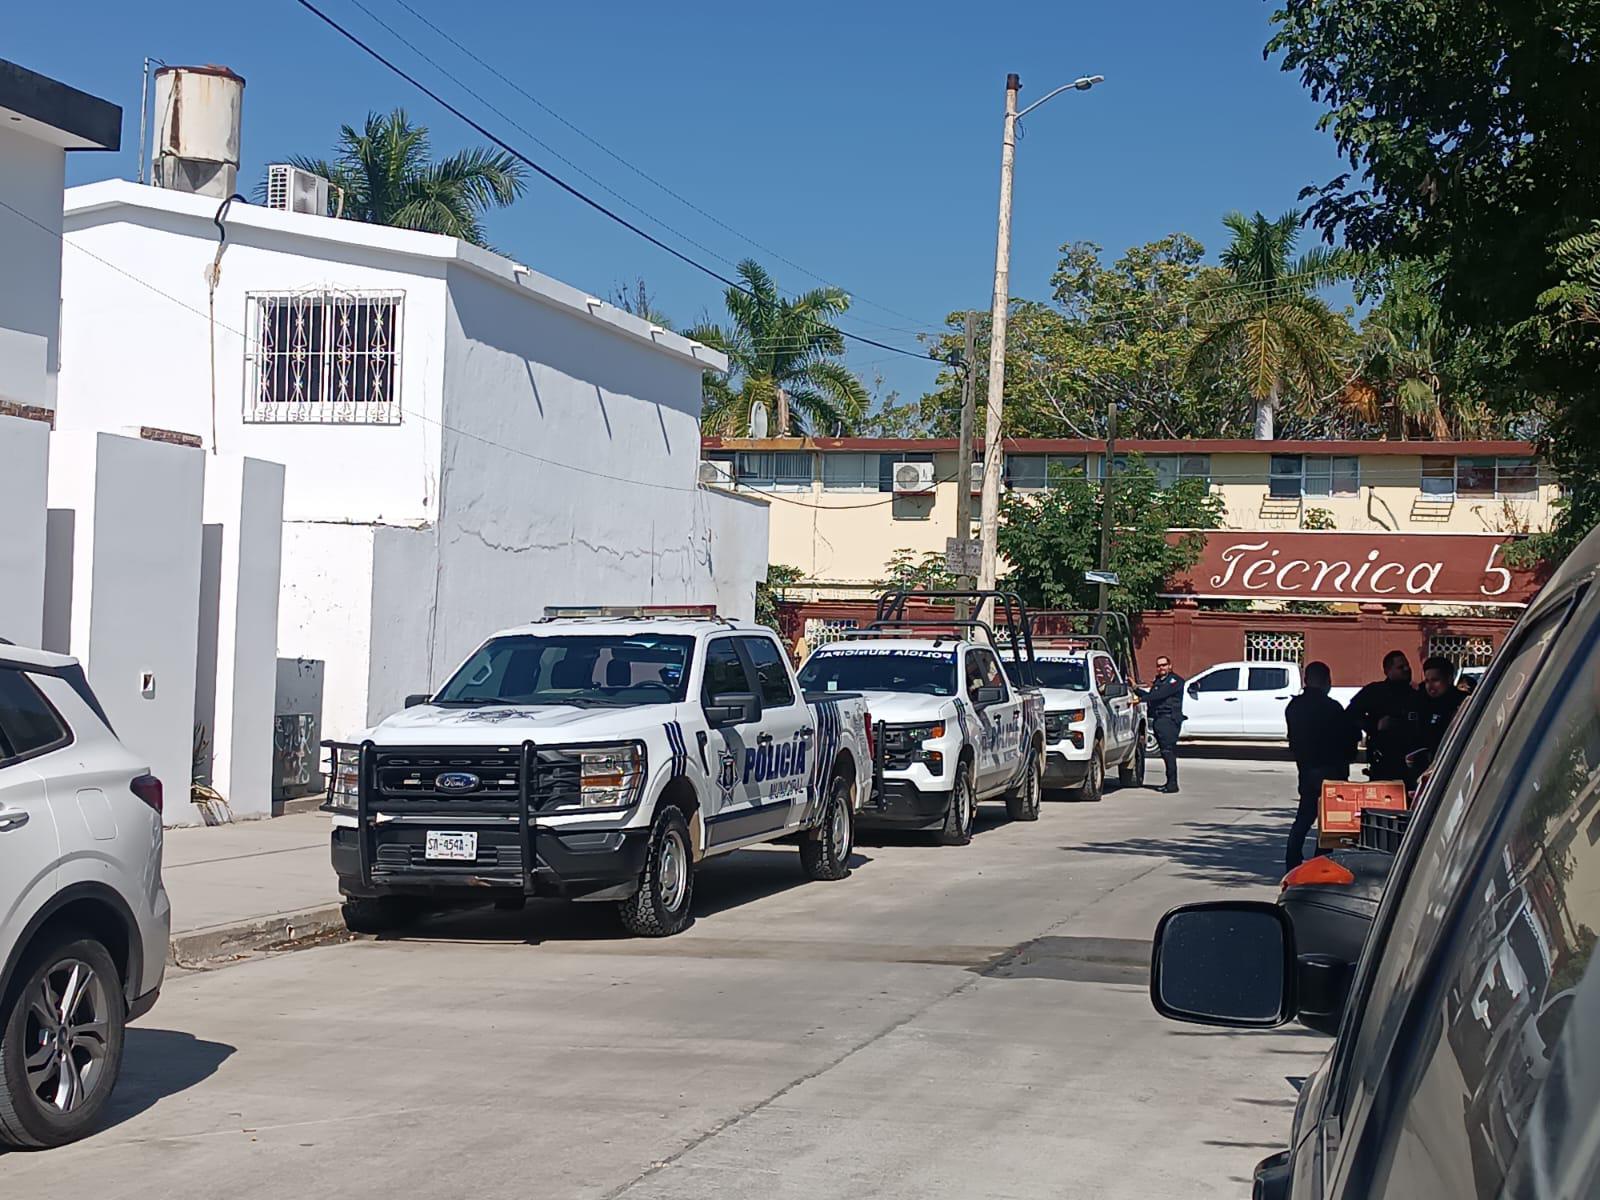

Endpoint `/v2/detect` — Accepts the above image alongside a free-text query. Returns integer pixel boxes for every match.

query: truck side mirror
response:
[405,693,432,708]
[1104,681,1129,699]
[972,686,1005,706]
[705,692,761,728]
[1150,901,1297,1028]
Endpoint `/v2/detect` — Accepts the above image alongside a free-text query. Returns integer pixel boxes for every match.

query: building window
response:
[1106,453,1210,490]
[803,618,857,649]
[1244,630,1305,664]
[1005,453,1086,490]
[735,451,813,489]
[1421,455,1456,497]
[1427,633,1496,669]
[1456,455,1538,497]
[245,291,403,424]
[1269,454,1358,498]
[820,452,876,490]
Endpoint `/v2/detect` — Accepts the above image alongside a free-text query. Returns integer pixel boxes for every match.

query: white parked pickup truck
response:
[323,608,873,938]
[797,632,1045,844]
[1176,660,1359,741]
[1035,647,1145,799]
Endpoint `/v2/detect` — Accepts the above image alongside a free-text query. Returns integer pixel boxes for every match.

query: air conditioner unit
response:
[266,163,331,216]
[698,460,735,487]
[893,461,936,495]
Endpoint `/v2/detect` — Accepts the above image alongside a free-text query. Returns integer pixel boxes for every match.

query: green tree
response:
[689,260,869,437]
[878,548,956,592]
[281,110,526,248]
[1186,211,1350,439]
[996,458,1225,620]
[1267,0,1600,557]
[920,235,1255,439]
[755,564,805,633]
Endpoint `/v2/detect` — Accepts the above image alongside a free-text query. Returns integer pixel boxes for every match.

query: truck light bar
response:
[542,604,721,620]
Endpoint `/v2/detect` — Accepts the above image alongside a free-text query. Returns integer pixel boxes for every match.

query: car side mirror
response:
[972,686,1005,706]
[705,691,761,728]
[1150,901,1297,1028]
[405,692,432,708]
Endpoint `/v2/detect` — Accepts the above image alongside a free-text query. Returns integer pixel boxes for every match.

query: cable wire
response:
[294,0,936,364]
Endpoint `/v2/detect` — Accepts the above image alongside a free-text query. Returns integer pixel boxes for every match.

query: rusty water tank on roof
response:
[152,65,245,200]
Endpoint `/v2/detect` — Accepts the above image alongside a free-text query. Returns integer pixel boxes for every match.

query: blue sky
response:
[13,1,1351,406]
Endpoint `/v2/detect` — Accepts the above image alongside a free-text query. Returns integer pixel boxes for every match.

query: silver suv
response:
[0,645,170,1149]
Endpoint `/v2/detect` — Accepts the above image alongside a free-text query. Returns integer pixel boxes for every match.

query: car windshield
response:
[433,634,695,708]
[798,649,957,697]
[1034,659,1091,690]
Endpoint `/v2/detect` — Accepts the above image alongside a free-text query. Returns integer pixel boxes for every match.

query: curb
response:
[169,903,347,967]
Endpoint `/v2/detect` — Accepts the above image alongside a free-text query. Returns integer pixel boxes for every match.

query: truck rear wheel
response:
[939,762,976,846]
[1005,749,1042,822]
[1118,737,1146,788]
[800,772,854,881]
[618,806,694,937]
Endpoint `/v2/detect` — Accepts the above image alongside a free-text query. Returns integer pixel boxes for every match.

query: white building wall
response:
[0,125,65,411]
[275,522,378,741]
[0,414,51,646]
[58,187,448,525]
[701,488,770,620]
[388,266,755,692]
[47,432,205,822]
[198,455,285,818]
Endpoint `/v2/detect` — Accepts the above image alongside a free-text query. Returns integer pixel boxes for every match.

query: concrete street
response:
[3,755,1329,1198]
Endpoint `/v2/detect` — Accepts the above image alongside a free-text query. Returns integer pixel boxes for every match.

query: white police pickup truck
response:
[1035,646,1144,799]
[323,608,873,938]
[797,634,1045,844]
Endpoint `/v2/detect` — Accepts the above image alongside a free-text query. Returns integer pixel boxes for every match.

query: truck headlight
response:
[899,722,945,744]
[325,746,360,812]
[577,743,645,810]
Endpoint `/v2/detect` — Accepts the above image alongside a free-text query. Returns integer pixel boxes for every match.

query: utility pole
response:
[953,311,979,619]
[976,74,1022,622]
[1097,401,1118,617]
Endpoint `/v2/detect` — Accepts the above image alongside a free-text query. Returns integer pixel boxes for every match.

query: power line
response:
[294,0,937,365]
[385,0,946,335]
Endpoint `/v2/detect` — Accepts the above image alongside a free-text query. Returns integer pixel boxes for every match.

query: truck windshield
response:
[433,634,696,707]
[798,650,956,697]
[1034,659,1091,690]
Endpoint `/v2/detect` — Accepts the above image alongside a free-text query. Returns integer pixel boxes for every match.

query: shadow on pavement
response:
[1180,743,1295,763]
[975,935,1151,985]
[99,1028,237,1132]
[392,844,874,945]
[857,807,1018,848]
[1060,812,1295,889]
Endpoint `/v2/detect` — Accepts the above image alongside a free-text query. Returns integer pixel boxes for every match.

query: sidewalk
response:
[161,811,344,963]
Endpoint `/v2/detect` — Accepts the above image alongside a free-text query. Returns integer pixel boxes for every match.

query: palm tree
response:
[280,110,526,248]
[688,260,868,436]
[1186,211,1350,438]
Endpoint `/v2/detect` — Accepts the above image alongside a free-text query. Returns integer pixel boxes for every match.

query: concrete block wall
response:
[47,432,206,823]
[0,413,50,647]
[196,456,286,819]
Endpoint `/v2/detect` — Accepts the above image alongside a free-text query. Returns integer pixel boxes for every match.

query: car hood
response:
[360,702,671,745]
[1039,686,1094,711]
[853,691,957,724]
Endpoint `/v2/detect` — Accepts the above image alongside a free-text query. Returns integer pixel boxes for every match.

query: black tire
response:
[939,760,977,846]
[618,806,695,937]
[800,772,855,881]
[340,896,423,935]
[1006,749,1043,822]
[1118,736,1147,787]
[0,933,126,1150]
[1079,743,1105,802]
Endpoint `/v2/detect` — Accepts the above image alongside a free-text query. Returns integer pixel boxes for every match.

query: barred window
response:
[246,291,403,424]
[1244,630,1305,664]
[1427,634,1496,669]
[803,618,858,648]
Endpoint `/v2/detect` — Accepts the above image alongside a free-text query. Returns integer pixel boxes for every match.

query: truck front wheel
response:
[618,806,695,937]
[1079,744,1105,802]
[800,772,854,881]
[1005,749,1042,822]
[939,761,976,846]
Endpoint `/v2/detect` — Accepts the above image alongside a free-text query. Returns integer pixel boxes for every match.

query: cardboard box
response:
[1320,780,1408,848]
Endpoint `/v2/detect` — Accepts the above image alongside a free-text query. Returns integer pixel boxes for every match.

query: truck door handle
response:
[0,807,30,831]
[799,727,814,739]
[756,732,774,745]
[1222,697,1239,702]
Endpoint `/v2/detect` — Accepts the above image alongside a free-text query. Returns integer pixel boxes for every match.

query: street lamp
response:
[975,72,1104,618]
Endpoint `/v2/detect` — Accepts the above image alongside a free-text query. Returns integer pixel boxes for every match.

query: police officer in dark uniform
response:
[1138,655,1185,794]
[1415,656,1466,767]
[1285,661,1359,871]
[1347,649,1422,783]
